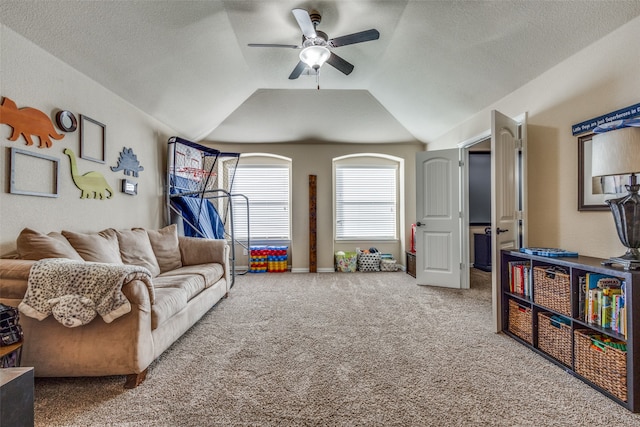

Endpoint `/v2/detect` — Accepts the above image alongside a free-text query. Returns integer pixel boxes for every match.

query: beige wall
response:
[3,14,637,266]
[430,16,640,260]
[0,26,176,255]
[204,141,423,271]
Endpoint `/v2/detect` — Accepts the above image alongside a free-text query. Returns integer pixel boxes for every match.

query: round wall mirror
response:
[56,110,77,132]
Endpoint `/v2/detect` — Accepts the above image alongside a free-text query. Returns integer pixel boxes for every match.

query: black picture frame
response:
[578,133,608,211]
[80,114,106,164]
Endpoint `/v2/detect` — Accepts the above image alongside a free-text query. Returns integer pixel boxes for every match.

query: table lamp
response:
[591,126,640,270]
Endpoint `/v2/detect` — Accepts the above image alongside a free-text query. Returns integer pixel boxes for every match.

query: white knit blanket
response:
[19,258,153,326]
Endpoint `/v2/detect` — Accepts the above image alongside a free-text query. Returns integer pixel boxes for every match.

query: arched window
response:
[222,154,291,242]
[334,154,402,241]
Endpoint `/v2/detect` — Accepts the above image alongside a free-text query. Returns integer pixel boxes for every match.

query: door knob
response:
[496,228,509,234]
[416,222,423,227]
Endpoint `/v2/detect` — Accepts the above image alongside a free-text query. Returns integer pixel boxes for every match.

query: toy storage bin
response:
[357,249,380,272]
[574,328,627,402]
[533,266,571,316]
[335,251,357,272]
[380,258,397,271]
[508,299,532,344]
[537,312,572,366]
[249,246,268,273]
[267,246,288,272]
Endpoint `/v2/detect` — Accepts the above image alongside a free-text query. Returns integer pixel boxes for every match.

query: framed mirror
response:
[578,133,629,211]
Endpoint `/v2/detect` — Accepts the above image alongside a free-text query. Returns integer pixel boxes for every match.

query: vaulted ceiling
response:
[2,1,639,144]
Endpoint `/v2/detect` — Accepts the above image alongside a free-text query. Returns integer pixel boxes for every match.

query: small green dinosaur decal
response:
[64,148,114,199]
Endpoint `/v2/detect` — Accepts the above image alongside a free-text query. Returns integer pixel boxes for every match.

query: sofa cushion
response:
[159,264,224,289]
[145,225,182,273]
[179,236,226,266]
[153,274,206,301]
[16,228,84,261]
[116,229,161,277]
[62,229,123,264]
[151,287,188,330]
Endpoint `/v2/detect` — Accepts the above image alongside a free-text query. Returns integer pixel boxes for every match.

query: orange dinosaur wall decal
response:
[0,97,64,148]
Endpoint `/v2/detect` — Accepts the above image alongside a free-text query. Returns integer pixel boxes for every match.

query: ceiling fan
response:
[248,8,380,80]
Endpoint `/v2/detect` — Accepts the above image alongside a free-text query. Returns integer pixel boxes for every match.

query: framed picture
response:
[9,147,60,197]
[121,179,138,195]
[578,133,629,211]
[80,114,106,163]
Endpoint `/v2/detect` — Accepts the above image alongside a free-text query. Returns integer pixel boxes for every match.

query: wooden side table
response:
[406,251,416,278]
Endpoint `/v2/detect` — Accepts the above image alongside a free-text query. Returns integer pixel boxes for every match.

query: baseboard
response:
[290,268,335,273]
[244,267,406,274]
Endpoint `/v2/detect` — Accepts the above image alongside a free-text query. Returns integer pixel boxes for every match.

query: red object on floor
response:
[410,224,416,253]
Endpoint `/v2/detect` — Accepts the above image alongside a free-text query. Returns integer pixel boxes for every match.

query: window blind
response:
[335,166,397,240]
[230,166,290,240]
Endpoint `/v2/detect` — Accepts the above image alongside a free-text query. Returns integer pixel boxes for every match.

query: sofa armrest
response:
[178,237,227,266]
[0,259,35,300]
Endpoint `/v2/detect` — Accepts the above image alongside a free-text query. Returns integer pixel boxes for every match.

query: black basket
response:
[0,303,23,346]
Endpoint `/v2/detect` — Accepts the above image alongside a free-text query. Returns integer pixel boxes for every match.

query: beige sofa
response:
[0,225,230,388]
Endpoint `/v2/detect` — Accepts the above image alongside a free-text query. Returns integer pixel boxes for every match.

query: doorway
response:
[460,135,492,291]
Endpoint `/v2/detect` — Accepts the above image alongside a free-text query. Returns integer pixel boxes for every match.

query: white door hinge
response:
[459,160,464,167]
[515,139,523,150]
[516,210,523,220]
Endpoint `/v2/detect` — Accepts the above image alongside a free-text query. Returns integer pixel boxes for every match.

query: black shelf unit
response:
[501,249,639,412]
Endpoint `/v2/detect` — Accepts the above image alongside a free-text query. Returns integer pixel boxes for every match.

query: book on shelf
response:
[587,289,600,325]
[507,260,530,296]
[578,275,586,320]
[581,273,625,333]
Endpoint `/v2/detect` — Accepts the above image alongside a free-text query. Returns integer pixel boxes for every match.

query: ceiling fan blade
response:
[288,61,307,80]
[248,43,300,49]
[292,8,317,39]
[328,29,380,48]
[326,53,354,75]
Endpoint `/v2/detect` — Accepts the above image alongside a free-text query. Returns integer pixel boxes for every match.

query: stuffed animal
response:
[48,294,97,328]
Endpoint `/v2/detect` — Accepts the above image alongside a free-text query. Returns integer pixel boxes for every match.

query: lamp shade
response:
[591,127,640,177]
[299,46,330,70]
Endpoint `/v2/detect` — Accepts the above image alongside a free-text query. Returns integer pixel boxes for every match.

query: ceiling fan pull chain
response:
[317,69,320,90]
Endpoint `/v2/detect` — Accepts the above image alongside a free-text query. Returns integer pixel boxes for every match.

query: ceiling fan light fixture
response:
[299,45,330,70]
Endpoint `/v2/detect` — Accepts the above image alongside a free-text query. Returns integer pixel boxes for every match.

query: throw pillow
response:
[115,228,161,277]
[16,228,83,261]
[62,229,123,264]
[144,224,182,273]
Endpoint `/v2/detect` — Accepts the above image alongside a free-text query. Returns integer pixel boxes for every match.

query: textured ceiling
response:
[1,1,639,144]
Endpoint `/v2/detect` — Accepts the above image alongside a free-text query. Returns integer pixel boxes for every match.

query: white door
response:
[414,111,527,301]
[491,110,527,332]
[415,149,462,288]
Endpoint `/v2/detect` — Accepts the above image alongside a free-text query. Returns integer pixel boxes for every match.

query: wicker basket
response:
[508,299,532,344]
[533,266,571,316]
[574,329,627,402]
[537,312,572,366]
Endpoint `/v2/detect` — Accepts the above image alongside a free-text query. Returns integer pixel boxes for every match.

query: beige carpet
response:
[33,271,640,426]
